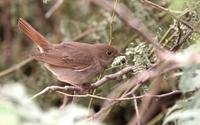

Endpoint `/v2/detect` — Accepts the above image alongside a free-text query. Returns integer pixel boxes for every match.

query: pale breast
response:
[44,63,104,86]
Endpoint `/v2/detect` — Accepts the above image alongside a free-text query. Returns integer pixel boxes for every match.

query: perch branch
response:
[88,50,200,120]
[31,65,135,98]
[31,85,81,99]
[91,66,134,88]
[90,0,166,53]
[56,89,186,101]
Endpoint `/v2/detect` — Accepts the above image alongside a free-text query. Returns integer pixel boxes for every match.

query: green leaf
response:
[163,91,200,125]
[164,109,200,125]
[0,102,20,125]
[179,64,200,92]
[0,83,104,125]
[168,0,186,11]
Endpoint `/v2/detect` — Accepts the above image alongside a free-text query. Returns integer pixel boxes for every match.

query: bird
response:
[18,18,121,87]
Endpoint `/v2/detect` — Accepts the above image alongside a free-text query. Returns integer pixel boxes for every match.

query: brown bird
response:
[18,18,120,87]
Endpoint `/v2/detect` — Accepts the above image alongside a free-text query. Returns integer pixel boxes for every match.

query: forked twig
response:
[31,66,135,99]
[31,85,81,99]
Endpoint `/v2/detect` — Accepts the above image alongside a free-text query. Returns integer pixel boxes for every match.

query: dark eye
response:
[106,51,112,56]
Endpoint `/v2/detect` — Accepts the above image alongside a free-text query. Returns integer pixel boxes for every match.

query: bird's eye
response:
[106,51,112,56]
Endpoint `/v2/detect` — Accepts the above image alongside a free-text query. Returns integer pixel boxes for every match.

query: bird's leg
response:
[80,83,93,91]
[60,85,84,106]
[71,83,93,103]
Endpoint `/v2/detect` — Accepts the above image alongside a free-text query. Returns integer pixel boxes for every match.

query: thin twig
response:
[45,0,63,18]
[133,94,140,125]
[71,28,98,41]
[31,66,134,99]
[140,0,182,14]
[88,53,190,120]
[141,0,196,34]
[91,66,134,88]
[0,57,33,78]
[90,0,166,53]
[31,85,81,99]
[171,18,194,51]
[56,89,185,101]
[109,0,118,45]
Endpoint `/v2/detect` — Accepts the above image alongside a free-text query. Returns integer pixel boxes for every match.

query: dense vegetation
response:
[1,0,200,125]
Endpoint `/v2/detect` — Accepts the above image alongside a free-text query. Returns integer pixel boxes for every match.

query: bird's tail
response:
[18,18,50,52]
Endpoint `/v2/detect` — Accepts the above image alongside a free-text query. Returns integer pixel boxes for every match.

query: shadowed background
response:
[0,0,200,125]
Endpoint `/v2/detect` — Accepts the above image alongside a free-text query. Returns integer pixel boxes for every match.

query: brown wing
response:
[32,42,94,70]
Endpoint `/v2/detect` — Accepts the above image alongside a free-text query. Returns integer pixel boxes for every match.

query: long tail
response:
[18,18,50,51]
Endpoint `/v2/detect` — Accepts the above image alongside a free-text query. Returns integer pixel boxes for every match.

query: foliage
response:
[163,91,200,125]
[1,0,200,125]
[0,83,103,125]
[164,41,200,125]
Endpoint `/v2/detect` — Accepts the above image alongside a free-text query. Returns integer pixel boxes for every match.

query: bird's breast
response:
[44,63,103,86]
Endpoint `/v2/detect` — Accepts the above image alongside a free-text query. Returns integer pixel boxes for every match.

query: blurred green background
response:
[1,0,200,125]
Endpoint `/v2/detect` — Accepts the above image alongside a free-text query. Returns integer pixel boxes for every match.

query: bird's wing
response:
[32,43,94,70]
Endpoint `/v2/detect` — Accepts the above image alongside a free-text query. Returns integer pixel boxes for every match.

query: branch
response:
[31,66,135,99]
[31,85,81,99]
[57,89,185,101]
[89,0,166,53]
[69,27,98,42]
[45,0,64,18]
[0,57,33,78]
[133,94,141,125]
[140,0,182,14]
[88,50,200,120]
[91,66,134,88]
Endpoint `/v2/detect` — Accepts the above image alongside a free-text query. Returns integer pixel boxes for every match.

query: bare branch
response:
[90,0,167,53]
[0,57,33,78]
[45,0,64,18]
[91,66,134,88]
[133,94,141,125]
[31,66,135,99]
[88,50,200,120]
[31,85,81,99]
[56,88,197,101]
[140,0,182,14]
